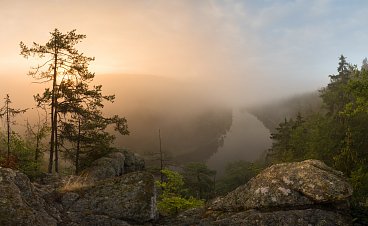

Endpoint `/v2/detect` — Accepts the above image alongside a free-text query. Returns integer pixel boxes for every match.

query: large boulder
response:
[81,150,145,182]
[0,167,59,226]
[212,159,352,211]
[122,150,145,173]
[208,209,352,226]
[158,159,354,226]
[161,208,352,226]
[61,171,157,225]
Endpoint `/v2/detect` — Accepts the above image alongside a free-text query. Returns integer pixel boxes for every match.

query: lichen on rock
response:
[171,159,354,226]
[79,150,145,183]
[212,159,353,211]
[64,171,157,225]
[0,167,58,226]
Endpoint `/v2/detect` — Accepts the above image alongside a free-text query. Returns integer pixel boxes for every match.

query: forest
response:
[267,55,368,206]
[0,29,367,222]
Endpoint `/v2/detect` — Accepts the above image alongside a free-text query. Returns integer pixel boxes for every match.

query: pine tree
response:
[0,94,27,165]
[58,79,129,174]
[20,29,95,173]
[182,162,216,199]
[320,55,355,115]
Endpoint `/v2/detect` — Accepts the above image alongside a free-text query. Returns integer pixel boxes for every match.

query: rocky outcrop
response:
[0,158,354,226]
[0,149,151,226]
[60,171,157,225]
[57,150,152,225]
[81,150,145,182]
[211,159,352,211]
[162,207,352,226]
[158,159,353,226]
[122,150,145,173]
[0,167,58,226]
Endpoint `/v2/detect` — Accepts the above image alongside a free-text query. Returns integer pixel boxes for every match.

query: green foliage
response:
[157,169,185,193]
[157,195,204,216]
[350,166,368,206]
[58,79,129,174]
[156,169,204,216]
[216,160,263,195]
[182,162,216,199]
[0,132,42,180]
[268,55,368,221]
[320,55,356,115]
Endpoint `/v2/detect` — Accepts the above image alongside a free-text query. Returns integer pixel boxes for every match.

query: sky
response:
[2,0,368,108]
[2,0,368,168]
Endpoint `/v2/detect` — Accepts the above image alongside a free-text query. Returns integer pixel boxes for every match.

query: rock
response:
[63,171,157,225]
[156,208,205,226]
[160,208,351,226]
[80,150,144,182]
[60,192,80,210]
[61,213,132,226]
[34,172,63,188]
[0,167,58,226]
[210,209,352,226]
[0,158,354,226]
[122,150,145,173]
[157,159,354,226]
[212,159,353,211]
[0,151,150,226]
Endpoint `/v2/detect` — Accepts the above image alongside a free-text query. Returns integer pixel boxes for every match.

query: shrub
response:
[156,169,204,215]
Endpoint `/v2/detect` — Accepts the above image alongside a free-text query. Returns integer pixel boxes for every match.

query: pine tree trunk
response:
[6,95,10,163]
[159,129,163,182]
[48,53,58,173]
[54,101,59,173]
[75,117,81,175]
[35,132,40,171]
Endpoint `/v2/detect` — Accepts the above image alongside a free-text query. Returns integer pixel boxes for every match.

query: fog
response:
[2,0,353,105]
[207,110,271,174]
[1,1,368,170]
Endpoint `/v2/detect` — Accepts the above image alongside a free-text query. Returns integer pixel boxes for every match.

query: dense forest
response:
[267,55,368,207]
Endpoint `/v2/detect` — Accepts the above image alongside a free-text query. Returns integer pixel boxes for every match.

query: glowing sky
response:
[1,0,368,106]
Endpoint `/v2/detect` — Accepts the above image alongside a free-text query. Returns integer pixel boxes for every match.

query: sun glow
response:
[56,74,77,85]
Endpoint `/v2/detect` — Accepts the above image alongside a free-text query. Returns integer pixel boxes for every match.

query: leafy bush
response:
[157,195,204,216]
[156,169,204,215]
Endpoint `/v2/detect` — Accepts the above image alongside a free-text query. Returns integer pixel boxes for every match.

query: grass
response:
[60,174,93,192]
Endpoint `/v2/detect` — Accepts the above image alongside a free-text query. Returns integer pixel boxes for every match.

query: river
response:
[207,109,272,174]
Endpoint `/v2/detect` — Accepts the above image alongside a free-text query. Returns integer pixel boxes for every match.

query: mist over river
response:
[207,109,271,174]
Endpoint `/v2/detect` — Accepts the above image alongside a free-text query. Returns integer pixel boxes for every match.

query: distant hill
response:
[248,91,323,133]
[94,74,233,163]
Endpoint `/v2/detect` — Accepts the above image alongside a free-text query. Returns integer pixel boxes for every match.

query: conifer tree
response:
[0,94,27,165]
[320,55,355,115]
[58,79,129,174]
[21,29,98,173]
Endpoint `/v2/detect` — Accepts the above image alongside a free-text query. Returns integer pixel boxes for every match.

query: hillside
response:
[94,74,233,162]
[248,92,322,133]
